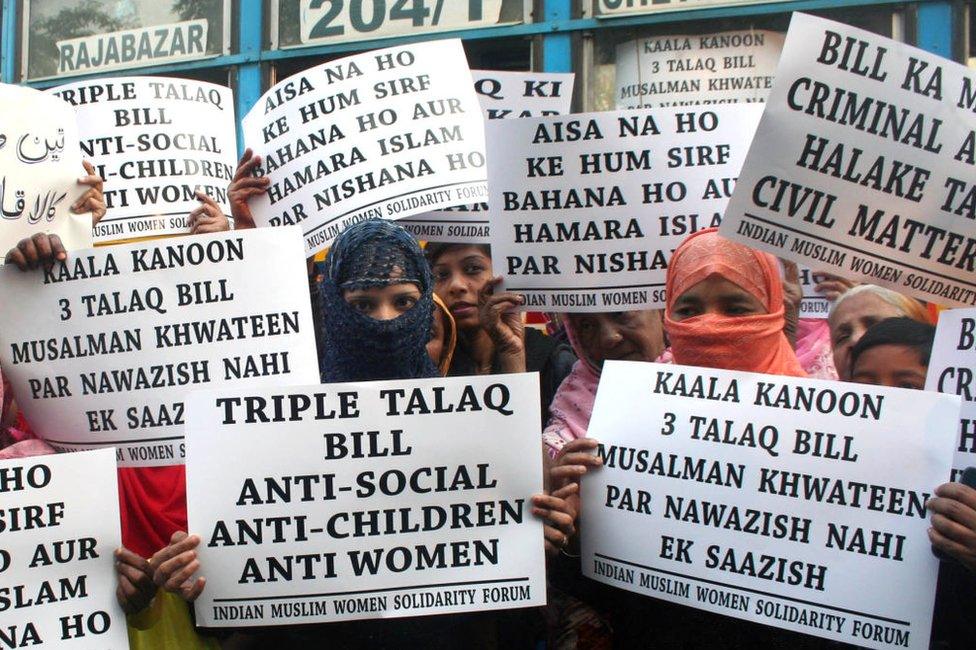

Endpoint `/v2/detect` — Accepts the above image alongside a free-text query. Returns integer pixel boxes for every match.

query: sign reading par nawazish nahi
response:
[0,228,319,467]
[242,39,487,255]
[719,13,976,307]
[186,374,546,626]
[487,105,762,312]
[51,77,237,243]
[400,70,574,245]
[0,449,129,649]
[57,20,209,77]
[583,361,959,650]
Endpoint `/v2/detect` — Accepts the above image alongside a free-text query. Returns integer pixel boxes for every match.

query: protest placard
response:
[242,39,487,255]
[51,77,237,244]
[719,13,976,307]
[0,448,128,649]
[0,228,319,467]
[185,373,546,627]
[799,267,830,319]
[926,308,976,482]
[487,105,762,311]
[615,30,783,109]
[401,70,574,245]
[582,361,959,649]
[0,84,90,259]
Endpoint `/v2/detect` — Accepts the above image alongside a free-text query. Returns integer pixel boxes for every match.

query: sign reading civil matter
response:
[0,228,319,467]
[242,39,487,255]
[615,30,783,109]
[487,105,762,312]
[582,361,959,650]
[401,70,574,244]
[0,448,128,649]
[926,307,976,482]
[56,20,209,77]
[0,84,91,259]
[185,374,546,627]
[51,77,237,243]
[719,13,976,307]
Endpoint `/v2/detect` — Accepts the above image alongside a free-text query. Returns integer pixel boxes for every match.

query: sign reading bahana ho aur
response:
[0,228,319,467]
[242,39,487,255]
[186,374,546,626]
[488,105,762,311]
[720,13,976,307]
[582,361,959,650]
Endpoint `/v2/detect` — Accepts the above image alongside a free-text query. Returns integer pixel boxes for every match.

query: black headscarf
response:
[318,219,438,382]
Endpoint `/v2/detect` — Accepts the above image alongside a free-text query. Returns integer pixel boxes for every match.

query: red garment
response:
[117,466,187,559]
[664,228,805,377]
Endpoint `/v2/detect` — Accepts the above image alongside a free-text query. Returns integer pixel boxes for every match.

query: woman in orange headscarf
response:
[665,227,805,377]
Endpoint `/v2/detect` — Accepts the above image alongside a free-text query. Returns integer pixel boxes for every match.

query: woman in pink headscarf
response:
[0,371,54,458]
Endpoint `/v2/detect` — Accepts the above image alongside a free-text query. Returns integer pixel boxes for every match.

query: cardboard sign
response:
[582,361,959,650]
[51,77,237,243]
[0,448,128,649]
[242,39,487,255]
[487,106,762,311]
[926,307,976,482]
[616,30,784,109]
[401,70,575,245]
[186,374,546,627]
[56,20,209,77]
[799,267,830,319]
[720,13,976,307]
[0,229,319,467]
[0,84,90,259]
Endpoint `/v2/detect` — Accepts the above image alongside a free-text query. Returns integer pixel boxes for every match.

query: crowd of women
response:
[2,145,976,649]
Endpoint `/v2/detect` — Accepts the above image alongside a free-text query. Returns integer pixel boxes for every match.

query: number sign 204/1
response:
[300,0,505,44]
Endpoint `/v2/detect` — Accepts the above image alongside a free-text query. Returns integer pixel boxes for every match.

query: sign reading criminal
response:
[926,307,976,482]
[582,361,959,649]
[0,229,319,467]
[488,106,762,311]
[185,374,546,626]
[242,39,487,255]
[720,13,976,307]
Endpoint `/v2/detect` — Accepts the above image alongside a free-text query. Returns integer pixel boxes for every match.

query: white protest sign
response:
[615,30,783,109]
[719,13,976,307]
[0,448,128,649]
[926,308,976,482]
[487,106,762,312]
[56,20,209,77]
[0,84,91,259]
[799,267,830,319]
[582,361,959,650]
[242,39,487,255]
[185,374,546,627]
[0,228,319,467]
[597,0,773,15]
[51,77,237,243]
[401,70,575,244]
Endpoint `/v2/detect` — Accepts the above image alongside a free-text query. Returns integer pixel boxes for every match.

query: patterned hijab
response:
[318,219,438,382]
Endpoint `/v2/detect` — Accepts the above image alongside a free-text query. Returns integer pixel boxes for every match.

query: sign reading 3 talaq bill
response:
[488,105,762,311]
[242,39,487,255]
[720,13,976,307]
[583,361,959,650]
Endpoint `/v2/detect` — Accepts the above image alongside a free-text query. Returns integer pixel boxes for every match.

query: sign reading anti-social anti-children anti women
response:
[185,374,546,627]
[926,307,976,482]
[401,70,574,245]
[242,39,487,255]
[720,13,976,307]
[487,105,762,312]
[582,361,959,650]
[0,84,91,258]
[0,228,319,467]
[0,448,128,649]
[51,77,237,244]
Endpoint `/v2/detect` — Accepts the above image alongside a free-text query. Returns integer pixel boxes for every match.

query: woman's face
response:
[343,283,422,321]
[569,310,664,368]
[431,246,493,331]
[669,276,766,321]
[427,304,446,365]
[851,344,927,390]
[829,293,904,379]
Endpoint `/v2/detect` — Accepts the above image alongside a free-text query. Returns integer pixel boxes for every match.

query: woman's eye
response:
[396,296,418,309]
[464,264,484,275]
[350,299,373,313]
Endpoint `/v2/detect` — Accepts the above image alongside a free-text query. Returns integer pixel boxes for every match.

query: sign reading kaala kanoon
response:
[583,361,959,650]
